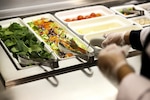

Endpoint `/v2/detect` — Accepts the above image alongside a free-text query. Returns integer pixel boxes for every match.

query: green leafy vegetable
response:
[0,23,52,63]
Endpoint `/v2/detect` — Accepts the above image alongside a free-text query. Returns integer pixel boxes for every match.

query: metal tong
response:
[58,42,94,63]
[122,7,144,16]
[17,55,59,68]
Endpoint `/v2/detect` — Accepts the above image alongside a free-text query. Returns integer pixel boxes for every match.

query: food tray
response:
[83,25,142,54]
[83,25,142,44]
[68,15,134,37]
[0,18,57,70]
[137,2,150,13]
[55,5,115,25]
[110,5,148,18]
[23,13,94,60]
[129,15,150,27]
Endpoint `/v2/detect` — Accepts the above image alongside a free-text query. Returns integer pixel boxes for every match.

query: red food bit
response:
[64,12,102,22]
[90,13,97,17]
[85,15,92,19]
[65,53,74,57]
[64,18,72,22]
[77,15,84,20]
[71,18,77,21]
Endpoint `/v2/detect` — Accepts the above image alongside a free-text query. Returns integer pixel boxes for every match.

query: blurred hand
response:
[101,32,127,47]
[97,44,129,76]
[0,90,13,100]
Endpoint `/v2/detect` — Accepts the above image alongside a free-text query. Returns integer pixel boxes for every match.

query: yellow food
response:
[77,22,122,35]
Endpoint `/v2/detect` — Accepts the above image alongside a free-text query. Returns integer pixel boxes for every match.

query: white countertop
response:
[4,55,141,100]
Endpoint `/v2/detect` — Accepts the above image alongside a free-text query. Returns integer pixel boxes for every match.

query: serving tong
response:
[58,42,94,75]
[17,41,94,69]
[17,55,59,69]
[122,7,145,16]
[58,42,94,63]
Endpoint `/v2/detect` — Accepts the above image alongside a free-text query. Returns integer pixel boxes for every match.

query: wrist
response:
[116,63,134,82]
[124,31,130,45]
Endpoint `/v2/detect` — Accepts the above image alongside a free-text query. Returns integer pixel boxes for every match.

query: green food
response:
[28,18,87,58]
[119,7,135,15]
[0,23,52,63]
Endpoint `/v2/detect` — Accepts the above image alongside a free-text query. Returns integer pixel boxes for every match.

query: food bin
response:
[68,15,134,38]
[83,24,142,55]
[23,13,94,60]
[0,18,57,70]
[137,2,150,13]
[129,15,150,27]
[55,5,115,25]
[110,4,148,18]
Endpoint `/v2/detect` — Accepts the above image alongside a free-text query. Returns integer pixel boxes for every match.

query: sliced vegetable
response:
[28,18,87,58]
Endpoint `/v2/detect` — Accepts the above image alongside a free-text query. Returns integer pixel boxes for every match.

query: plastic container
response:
[129,15,150,27]
[110,4,147,18]
[68,15,134,38]
[0,18,56,69]
[23,13,94,60]
[83,24,142,54]
[55,5,115,25]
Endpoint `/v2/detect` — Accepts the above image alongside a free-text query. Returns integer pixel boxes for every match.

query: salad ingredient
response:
[119,7,144,16]
[133,17,150,26]
[0,23,52,65]
[77,22,122,35]
[28,18,87,58]
[64,12,102,22]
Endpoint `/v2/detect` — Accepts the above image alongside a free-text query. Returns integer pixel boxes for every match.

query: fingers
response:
[101,32,127,47]
[101,43,120,52]
[103,33,110,38]
[101,33,115,47]
[121,45,130,56]
[101,36,112,48]
[98,44,129,81]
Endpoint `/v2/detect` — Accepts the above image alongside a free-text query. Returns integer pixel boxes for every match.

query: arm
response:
[124,27,150,51]
[102,27,150,51]
[117,74,150,100]
[98,44,150,100]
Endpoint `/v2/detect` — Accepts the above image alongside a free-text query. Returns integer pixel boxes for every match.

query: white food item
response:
[134,17,150,25]
[76,22,122,35]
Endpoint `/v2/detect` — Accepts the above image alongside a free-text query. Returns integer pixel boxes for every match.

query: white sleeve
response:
[140,27,150,57]
[117,73,150,100]
[140,27,150,46]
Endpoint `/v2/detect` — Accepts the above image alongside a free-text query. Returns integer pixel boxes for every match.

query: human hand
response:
[97,44,131,80]
[101,31,130,48]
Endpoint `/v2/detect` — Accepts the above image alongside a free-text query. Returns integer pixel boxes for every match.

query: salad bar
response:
[0,0,149,89]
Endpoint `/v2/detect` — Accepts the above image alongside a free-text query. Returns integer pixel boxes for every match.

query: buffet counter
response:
[1,55,142,100]
[0,0,149,100]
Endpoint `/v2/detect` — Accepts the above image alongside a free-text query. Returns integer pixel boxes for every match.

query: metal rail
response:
[6,60,97,87]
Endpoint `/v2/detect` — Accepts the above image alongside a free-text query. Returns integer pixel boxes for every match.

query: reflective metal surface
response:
[0,0,147,20]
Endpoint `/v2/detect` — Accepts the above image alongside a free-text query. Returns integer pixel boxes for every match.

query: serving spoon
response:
[89,37,105,56]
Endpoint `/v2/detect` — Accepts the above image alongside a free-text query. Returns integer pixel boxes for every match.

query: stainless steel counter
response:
[0,0,147,20]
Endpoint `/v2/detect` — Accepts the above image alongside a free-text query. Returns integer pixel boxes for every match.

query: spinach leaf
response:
[0,22,52,64]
